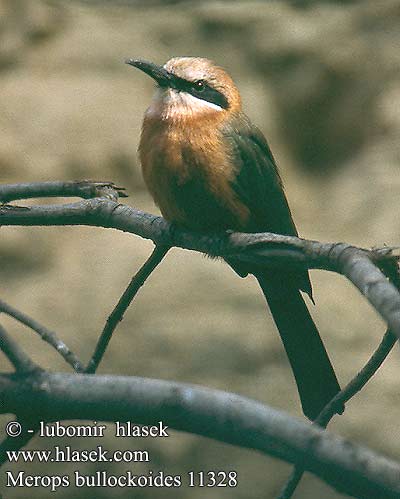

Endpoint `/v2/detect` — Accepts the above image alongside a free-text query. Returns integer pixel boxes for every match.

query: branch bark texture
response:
[0,371,399,499]
[1,188,399,343]
[1,181,400,499]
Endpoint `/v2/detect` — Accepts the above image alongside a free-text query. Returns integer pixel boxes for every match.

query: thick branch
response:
[1,197,400,343]
[0,371,399,499]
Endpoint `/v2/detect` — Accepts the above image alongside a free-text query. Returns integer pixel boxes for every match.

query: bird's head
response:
[126,57,241,122]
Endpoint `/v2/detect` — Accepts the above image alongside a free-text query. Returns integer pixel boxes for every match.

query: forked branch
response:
[1,181,399,343]
[1,180,400,499]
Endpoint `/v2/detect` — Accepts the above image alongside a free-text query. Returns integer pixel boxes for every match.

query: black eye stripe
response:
[193,80,205,91]
[171,75,229,109]
[190,85,229,109]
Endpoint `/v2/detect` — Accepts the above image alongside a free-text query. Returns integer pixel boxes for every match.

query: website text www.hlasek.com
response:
[3,420,238,492]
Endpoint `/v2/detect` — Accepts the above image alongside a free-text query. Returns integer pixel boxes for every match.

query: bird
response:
[126,56,343,420]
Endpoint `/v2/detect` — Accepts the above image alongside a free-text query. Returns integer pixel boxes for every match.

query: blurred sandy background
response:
[1,0,400,498]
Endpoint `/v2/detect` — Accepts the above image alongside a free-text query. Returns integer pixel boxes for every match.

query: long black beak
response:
[125,59,173,87]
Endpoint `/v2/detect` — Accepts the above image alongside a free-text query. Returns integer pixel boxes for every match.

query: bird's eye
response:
[193,80,205,92]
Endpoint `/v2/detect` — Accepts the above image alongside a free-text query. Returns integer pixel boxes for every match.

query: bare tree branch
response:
[0,180,126,203]
[279,260,400,498]
[85,245,169,373]
[1,181,400,498]
[1,190,399,344]
[0,299,84,372]
[0,371,399,499]
[278,328,397,499]
[317,328,396,427]
[0,325,40,465]
[0,323,37,373]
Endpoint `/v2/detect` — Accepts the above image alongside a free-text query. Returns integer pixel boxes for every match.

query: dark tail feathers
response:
[257,275,343,420]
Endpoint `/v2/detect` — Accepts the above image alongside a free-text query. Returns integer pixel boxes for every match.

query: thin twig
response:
[277,328,397,499]
[317,329,397,427]
[0,299,84,372]
[85,245,169,373]
[0,180,127,203]
[0,323,37,373]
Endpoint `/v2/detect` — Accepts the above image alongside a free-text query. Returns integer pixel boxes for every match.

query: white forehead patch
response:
[145,87,222,120]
